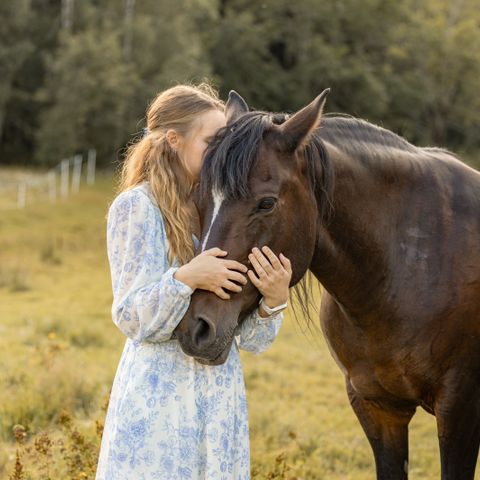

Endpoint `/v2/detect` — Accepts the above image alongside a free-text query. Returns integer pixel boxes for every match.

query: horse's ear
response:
[225,90,249,124]
[278,88,330,152]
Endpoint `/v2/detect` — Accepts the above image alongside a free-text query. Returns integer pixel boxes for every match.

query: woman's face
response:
[179,109,226,181]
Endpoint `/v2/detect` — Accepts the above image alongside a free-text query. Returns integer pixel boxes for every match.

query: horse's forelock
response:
[200,112,273,200]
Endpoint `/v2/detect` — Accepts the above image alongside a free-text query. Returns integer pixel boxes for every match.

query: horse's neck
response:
[309,141,404,316]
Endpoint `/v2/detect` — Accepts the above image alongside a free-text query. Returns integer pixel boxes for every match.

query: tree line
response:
[1,0,479,167]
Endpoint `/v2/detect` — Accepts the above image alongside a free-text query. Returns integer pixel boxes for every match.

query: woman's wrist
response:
[263,295,288,309]
[174,264,197,291]
[258,296,288,318]
[258,303,271,318]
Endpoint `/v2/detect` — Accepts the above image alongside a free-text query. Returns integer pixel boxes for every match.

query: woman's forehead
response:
[198,109,226,135]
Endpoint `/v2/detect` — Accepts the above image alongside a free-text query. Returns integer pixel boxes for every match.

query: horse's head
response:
[173,89,332,365]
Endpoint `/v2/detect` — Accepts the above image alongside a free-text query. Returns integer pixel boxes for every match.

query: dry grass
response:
[0,168,478,479]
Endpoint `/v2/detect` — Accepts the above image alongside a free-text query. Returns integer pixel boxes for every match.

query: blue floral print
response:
[95,181,283,479]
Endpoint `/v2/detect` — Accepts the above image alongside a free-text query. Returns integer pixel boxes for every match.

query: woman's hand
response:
[174,247,248,300]
[247,246,292,315]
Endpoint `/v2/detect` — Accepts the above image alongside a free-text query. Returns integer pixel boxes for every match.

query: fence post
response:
[17,182,27,208]
[60,158,70,198]
[72,154,82,193]
[48,170,57,202]
[87,149,96,185]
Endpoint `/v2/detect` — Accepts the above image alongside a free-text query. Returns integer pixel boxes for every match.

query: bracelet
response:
[259,297,288,316]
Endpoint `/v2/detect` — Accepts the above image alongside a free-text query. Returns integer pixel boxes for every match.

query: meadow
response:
[0,169,478,479]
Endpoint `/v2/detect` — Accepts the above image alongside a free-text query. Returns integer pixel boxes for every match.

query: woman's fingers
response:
[227,270,248,285]
[251,247,274,274]
[222,259,248,273]
[261,246,283,271]
[204,247,227,257]
[247,269,261,287]
[279,253,292,273]
[248,252,266,277]
[197,247,290,300]
[214,287,230,300]
[222,280,243,293]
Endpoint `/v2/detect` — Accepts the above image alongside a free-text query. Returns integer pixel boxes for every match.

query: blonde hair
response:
[117,83,224,265]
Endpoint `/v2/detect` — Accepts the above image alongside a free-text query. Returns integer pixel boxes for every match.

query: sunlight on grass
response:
[0,169,477,479]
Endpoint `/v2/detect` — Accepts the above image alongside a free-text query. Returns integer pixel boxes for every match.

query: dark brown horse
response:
[173,89,480,479]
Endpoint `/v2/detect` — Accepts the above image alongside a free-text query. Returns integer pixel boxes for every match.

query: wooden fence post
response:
[72,154,82,193]
[17,182,26,208]
[48,170,57,202]
[60,158,70,198]
[87,149,96,185]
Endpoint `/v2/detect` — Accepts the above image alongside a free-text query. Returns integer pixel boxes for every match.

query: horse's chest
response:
[324,334,414,399]
[320,297,423,402]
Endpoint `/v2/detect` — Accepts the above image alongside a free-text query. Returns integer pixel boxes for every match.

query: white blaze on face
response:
[201,187,225,251]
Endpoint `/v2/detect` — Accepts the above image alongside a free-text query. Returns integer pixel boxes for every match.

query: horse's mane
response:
[200,110,334,224]
[200,112,429,206]
[320,115,418,155]
[200,111,274,200]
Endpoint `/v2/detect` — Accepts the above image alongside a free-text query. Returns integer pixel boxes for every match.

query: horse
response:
[172,89,480,479]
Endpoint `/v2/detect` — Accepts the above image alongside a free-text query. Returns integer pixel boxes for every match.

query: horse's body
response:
[314,120,480,479]
[173,90,480,479]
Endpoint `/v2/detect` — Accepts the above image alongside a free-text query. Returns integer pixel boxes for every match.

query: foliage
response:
[0,0,479,167]
[35,26,138,165]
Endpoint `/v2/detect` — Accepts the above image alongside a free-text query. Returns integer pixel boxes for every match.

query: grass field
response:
[0,169,478,479]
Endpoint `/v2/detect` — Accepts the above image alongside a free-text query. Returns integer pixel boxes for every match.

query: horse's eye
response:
[257,197,277,211]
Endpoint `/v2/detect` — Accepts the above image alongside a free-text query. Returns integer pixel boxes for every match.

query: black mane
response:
[199,111,427,215]
[320,115,418,155]
[200,111,273,200]
[199,110,334,224]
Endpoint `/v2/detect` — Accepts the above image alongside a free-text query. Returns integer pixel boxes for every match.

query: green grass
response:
[0,169,478,479]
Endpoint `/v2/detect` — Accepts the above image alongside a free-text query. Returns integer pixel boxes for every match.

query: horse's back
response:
[401,148,480,294]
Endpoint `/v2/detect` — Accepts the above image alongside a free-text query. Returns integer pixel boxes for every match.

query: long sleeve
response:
[234,307,283,354]
[106,188,193,343]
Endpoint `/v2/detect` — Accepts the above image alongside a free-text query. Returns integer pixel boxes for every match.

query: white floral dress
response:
[95,181,283,480]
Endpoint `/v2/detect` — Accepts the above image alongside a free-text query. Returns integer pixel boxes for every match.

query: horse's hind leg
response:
[435,380,480,480]
[346,380,415,480]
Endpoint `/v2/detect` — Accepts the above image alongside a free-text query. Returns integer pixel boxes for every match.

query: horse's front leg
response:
[346,379,415,480]
[435,370,480,480]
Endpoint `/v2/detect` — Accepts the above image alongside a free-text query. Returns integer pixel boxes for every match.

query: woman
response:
[95,83,292,479]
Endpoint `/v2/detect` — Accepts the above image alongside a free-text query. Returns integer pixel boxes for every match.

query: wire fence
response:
[0,149,96,211]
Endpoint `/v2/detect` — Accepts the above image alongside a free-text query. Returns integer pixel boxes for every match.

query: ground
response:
[0,167,477,479]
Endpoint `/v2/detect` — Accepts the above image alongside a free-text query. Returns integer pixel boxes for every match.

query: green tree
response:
[386,0,480,147]
[1,0,479,166]
[0,0,32,144]
[35,26,138,166]
[207,0,405,118]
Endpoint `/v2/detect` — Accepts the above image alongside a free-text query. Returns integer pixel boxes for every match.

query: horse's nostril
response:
[192,316,216,349]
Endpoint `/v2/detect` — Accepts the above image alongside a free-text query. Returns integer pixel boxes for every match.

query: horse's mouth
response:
[194,337,235,366]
